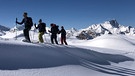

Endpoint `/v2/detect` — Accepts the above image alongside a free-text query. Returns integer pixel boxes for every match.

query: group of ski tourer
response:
[16,12,68,45]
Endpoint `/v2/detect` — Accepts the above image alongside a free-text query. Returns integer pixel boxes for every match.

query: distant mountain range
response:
[67,20,135,40]
[1,20,135,39]
[0,25,10,36]
[0,25,10,31]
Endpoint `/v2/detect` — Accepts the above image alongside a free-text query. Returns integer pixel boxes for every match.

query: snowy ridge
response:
[66,28,78,38]
[87,35,135,51]
[88,20,135,35]
[1,19,135,40]
[75,20,135,40]
[69,34,135,52]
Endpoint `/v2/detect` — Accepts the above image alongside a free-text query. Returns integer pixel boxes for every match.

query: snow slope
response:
[69,34,135,51]
[0,37,135,76]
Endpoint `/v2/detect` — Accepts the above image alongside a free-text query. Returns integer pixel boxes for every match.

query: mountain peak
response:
[70,28,78,32]
[104,19,119,28]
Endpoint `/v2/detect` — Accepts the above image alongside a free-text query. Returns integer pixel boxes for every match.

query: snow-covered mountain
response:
[0,25,10,31]
[88,20,135,35]
[10,25,25,32]
[76,20,135,40]
[66,28,78,38]
[0,25,10,36]
[1,19,135,40]
[0,30,6,36]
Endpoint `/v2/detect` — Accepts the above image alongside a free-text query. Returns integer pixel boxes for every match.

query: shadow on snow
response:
[0,42,134,76]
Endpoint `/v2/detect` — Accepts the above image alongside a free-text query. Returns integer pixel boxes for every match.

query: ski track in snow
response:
[61,46,135,76]
[32,43,135,76]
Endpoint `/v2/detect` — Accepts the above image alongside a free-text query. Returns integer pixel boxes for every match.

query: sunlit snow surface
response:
[0,25,135,76]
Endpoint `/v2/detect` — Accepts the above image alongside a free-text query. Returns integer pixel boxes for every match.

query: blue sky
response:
[0,0,135,29]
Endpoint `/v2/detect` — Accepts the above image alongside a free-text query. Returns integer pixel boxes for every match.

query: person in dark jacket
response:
[16,12,33,42]
[34,19,46,43]
[48,23,58,44]
[59,26,68,45]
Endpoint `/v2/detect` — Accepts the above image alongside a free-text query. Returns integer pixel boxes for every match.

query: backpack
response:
[40,23,46,32]
[55,25,59,34]
[27,17,33,28]
[50,23,59,34]
[62,29,66,35]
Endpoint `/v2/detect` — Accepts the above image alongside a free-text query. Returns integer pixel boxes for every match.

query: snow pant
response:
[61,36,68,45]
[51,34,58,44]
[23,28,31,42]
[38,32,44,43]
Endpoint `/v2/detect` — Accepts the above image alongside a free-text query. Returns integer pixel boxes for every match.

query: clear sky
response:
[0,0,135,29]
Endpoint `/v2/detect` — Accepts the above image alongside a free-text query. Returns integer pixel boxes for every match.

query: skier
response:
[16,12,33,42]
[48,23,59,44]
[59,26,68,45]
[34,19,46,43]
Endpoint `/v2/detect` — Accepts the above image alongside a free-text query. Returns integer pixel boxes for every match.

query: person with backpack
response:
[16,12,33,42]
[34,19,46,43]
[59,26,68,45]
[48,23,59,44]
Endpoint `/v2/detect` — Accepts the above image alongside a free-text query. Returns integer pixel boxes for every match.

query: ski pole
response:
[29,30,32,41]
[44,33,47,43]
[33,29,35,41]
[15,18,17,40]
[33,23,37,41]
[48,32,51,43]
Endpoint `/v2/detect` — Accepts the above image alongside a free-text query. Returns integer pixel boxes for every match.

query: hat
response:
[39,19,42,22]
[50,23,54,26]
[61,26,64,28]
[23,12,27,15]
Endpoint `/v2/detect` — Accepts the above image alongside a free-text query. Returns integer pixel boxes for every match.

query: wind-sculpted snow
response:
[70,35,135,52]
[0,40,133,70]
